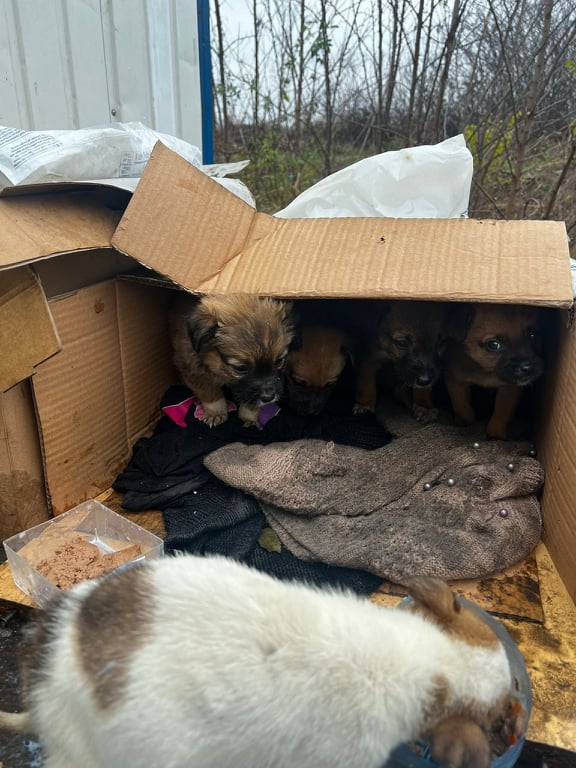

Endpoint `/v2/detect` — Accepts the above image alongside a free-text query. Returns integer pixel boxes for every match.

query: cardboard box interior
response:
[1,143,575,610]
[0,379,49,537]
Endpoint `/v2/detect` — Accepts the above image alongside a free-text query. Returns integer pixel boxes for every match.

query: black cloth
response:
[113,386,392,594]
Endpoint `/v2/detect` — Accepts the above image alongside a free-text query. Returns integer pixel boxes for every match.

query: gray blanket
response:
[204,421,544,584]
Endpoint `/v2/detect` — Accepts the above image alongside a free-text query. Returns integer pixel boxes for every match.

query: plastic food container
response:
[3,500,164,608]
[383,595,532,768]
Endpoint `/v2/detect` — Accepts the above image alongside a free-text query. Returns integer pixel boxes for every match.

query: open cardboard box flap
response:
[0,189,127,391]
[112,142,574,306]
[0,190,124,270]
[0,267,61,391]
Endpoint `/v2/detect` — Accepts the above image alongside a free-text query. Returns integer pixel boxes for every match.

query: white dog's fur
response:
[0,555,522,768]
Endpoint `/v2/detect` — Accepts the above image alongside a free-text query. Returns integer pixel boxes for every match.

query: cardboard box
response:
[0,142,574,606]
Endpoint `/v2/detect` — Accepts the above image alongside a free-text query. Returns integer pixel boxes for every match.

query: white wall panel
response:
[0,0,203,151]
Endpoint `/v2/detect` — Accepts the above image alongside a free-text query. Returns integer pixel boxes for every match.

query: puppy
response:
[443,303,544,439]
[285,324,353,415]
[354,300,448,423]
[0,557,525,768]
[170,293,294,427]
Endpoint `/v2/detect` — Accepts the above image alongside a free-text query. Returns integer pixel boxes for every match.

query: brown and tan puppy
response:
[354,300,449,423]
[170,293,294,427]
[442,303,544,440]
[285,325,353,415]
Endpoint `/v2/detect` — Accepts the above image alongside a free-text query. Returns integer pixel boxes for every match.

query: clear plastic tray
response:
[3,500,164,607]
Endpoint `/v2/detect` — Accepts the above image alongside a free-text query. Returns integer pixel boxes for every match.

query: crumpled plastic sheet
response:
[275,134,473,220]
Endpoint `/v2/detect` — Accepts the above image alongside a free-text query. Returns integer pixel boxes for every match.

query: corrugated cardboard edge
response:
[112,142,574,306]
[0,190,124,270]
[0,380,50,540]
[31,280,175,515]
[0,267,61,391]
[537,316,576,603]
[112,142,272,290]
[0,179,137,196]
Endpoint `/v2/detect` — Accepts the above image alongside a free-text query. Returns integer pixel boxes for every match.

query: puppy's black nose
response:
[517,362,534,375]
[260,391,277,403]
[416,372,433,386]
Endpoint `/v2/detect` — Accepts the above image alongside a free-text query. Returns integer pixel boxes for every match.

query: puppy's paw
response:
[429,715,491,768]
[413,404,439,424]
[201,399,229,427]
[353,402,374,415]
[238,403,260,428]
[486,421,508,440]
[453,409,475,427]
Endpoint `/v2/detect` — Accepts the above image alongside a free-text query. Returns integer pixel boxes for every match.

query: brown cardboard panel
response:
[0,267,61,391]
[112,143,573,306]
[0,192,122,269]
[32,281,126,514]
[112,142,262,289]
[32,280,175,515]
[35,248,137,299]
[539,321,576,604]
[0,381,50,540]
[197,217,573,303]
[115,281,176,444]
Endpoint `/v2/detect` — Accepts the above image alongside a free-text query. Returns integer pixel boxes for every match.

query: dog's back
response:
[4,557,522,768]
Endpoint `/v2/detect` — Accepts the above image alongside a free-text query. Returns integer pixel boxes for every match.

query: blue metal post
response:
[197,0,214,163]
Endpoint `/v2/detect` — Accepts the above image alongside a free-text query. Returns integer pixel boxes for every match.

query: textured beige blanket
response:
[204,421,544,584]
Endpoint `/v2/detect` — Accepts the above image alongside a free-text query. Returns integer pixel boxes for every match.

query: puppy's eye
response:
[323,380,338,389]
[393,336,411,349]
[274,356,287,370]
[484,338,502,352]
[230,362,249,374]
[291,377,308,387]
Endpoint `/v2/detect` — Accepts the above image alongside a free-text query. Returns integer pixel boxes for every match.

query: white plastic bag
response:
[275,135,473,219]
[0,122,205,188]
[0,121,256,205]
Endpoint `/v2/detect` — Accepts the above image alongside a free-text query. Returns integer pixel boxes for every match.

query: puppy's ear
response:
[341,343,355,367]
[405,576,459,624]
[290,302,302,328]
[406,576,500,648]
[375,300,392,321]
[446,303,476,341]
[340,332,355,366]
[289,328,303,352]
[429,715,491,768]
[187,316,218,352]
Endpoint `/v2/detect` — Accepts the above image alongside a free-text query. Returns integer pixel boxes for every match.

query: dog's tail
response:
[0,709,32,733]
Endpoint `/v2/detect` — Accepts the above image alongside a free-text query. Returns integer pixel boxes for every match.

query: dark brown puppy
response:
[285,325,353,416]
[170,293,295,427]
[354,300,449,423]
[442,303,544,440]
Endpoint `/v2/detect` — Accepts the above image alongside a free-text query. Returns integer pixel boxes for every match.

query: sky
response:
[217,0,252,36]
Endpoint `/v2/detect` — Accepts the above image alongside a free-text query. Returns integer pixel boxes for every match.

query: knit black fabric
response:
[162,478,384,593]
[113,386,392,594]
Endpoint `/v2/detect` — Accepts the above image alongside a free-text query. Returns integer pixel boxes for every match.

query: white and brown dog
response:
[0,557,525,768]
